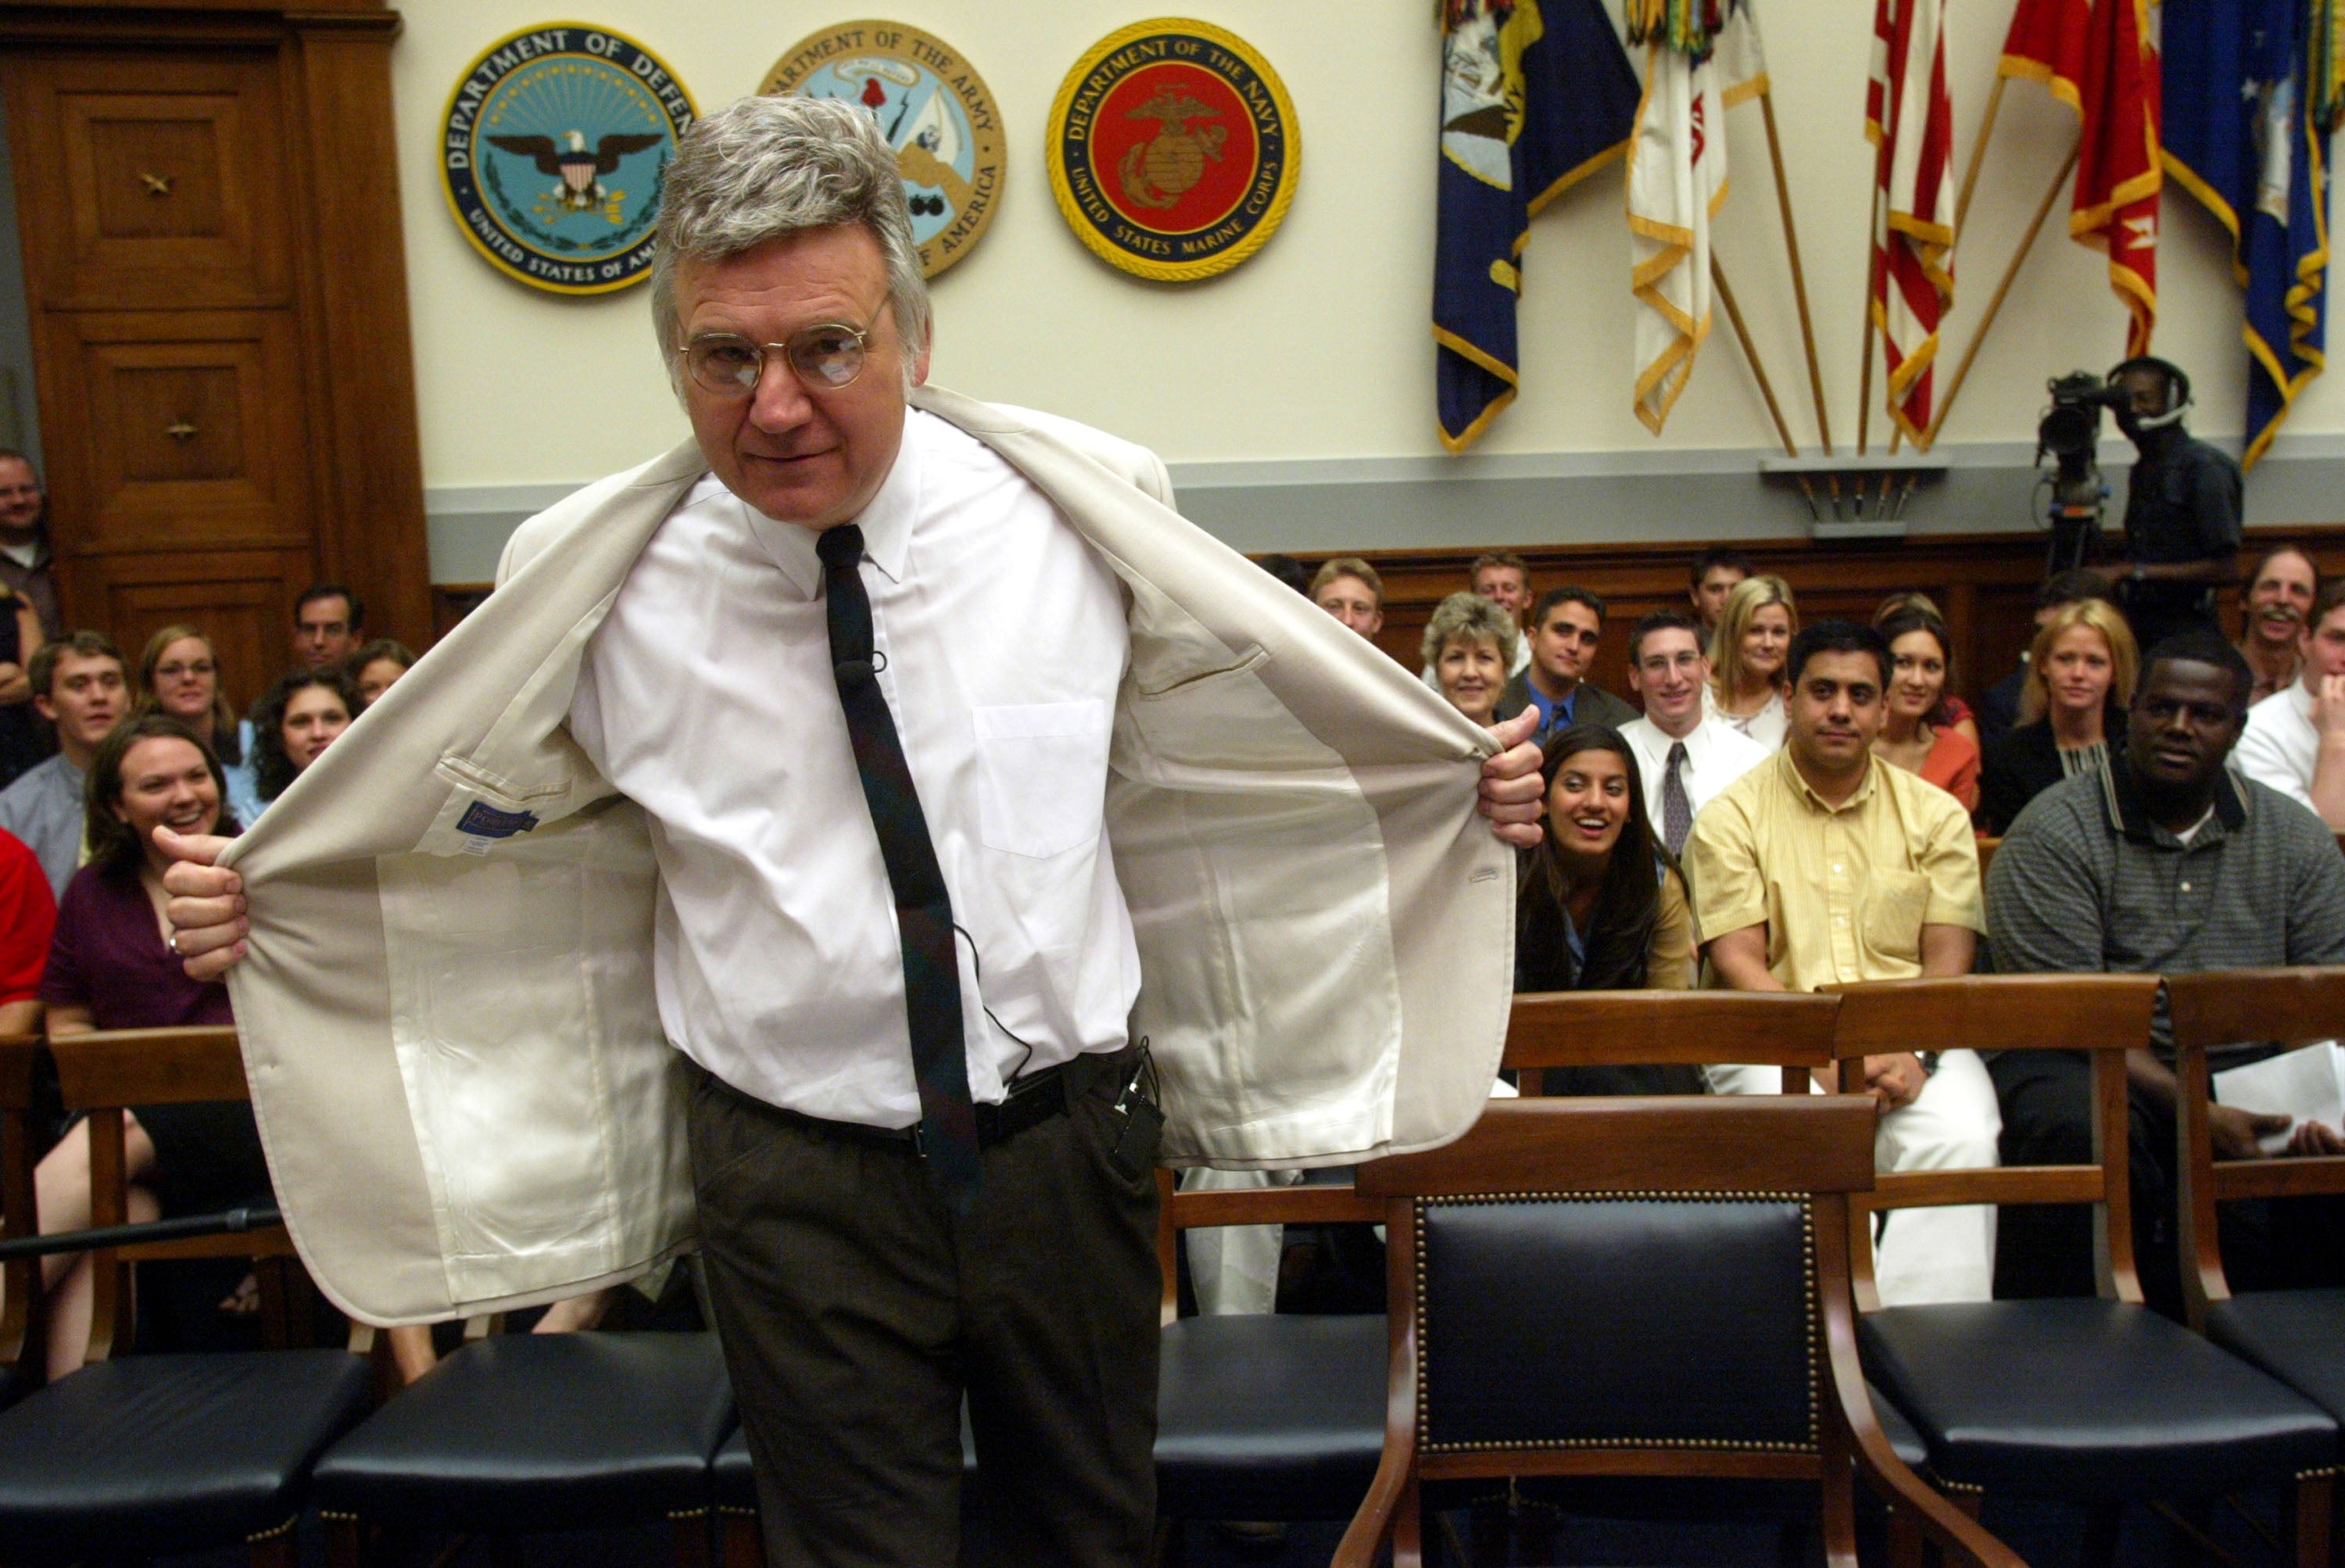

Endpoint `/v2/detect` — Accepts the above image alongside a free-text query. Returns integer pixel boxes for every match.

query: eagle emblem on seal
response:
[1117,86,1227,210]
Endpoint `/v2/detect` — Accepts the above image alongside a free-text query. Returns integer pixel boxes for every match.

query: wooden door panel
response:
[47,310,310,553]
[2,53,287,308]
[60,549,307,708]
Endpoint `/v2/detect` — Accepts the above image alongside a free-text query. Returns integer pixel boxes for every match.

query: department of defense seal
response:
[1046,19,1301,283]
[440,23,695,295]
[762,22,1005,281]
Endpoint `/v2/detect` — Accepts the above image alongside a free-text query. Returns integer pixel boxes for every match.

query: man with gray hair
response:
[161,95,1542,1563]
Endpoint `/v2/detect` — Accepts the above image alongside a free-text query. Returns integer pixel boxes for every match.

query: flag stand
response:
[1710,252,1801,459]
[1756,94,1833,453]
[1856,172,1885,456]
[1922,141,2080,448]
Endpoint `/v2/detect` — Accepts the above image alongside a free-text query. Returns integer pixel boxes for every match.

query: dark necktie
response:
[815,523,982,1205]
[1661,740,1694,857]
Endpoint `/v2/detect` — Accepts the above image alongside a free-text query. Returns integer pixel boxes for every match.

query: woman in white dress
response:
[1705,573,1798,750]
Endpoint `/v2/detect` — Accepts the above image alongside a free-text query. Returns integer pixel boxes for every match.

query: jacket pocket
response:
[972,699,1111,859]
[1862,867,1932,964]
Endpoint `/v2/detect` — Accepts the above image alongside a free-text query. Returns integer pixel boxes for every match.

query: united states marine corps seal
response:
[761,23,1005,281]
[439,23,695,295]
[1046,19,1300,283]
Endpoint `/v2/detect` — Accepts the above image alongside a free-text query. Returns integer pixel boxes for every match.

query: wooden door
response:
[0,6,428,709]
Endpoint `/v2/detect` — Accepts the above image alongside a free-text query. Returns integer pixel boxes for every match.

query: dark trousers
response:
[686,1052,1162,1568]
[1990,1051,2345,1319]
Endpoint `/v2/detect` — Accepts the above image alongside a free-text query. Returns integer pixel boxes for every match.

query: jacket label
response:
[456,801,540,839]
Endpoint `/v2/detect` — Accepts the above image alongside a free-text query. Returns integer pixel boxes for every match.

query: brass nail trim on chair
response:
[1412,1192,1821,1456]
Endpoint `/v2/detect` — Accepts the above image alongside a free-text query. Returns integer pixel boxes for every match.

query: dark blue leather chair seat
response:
[1860,1299,2338,1499]
[313,1331,733,1533]
[0,1349,372,1561]
[2204,1289,2345,1422]
[1155,1312,1387,1522]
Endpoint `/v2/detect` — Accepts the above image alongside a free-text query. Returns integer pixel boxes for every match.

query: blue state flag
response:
[2164,0,2331,465]
[1436,0,1642,453]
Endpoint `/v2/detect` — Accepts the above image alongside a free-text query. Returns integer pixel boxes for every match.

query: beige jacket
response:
[224,386,1513,1326]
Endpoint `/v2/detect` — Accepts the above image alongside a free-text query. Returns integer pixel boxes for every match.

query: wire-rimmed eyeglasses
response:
[675,324,870,397]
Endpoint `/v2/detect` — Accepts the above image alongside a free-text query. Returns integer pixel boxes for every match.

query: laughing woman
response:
[1515,723,1703,1095]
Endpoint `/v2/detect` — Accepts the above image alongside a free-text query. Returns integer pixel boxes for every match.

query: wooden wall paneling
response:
[50,308,310,550]
[67,546,310,707]
[282,13,432,653]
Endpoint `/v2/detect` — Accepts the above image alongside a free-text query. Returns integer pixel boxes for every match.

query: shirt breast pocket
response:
[1862,867,1933,964]
[972,700,1112,859]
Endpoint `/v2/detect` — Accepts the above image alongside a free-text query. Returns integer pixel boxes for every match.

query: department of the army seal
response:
[1046,19,1300,283]
[439,23,695,295]
[762,22,1005,281]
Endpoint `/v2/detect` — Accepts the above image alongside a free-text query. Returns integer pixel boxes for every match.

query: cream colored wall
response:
[391,0,2340,495]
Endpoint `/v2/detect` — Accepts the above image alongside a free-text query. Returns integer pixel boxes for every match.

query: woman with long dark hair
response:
[247,667,360,811]
[1516,722,1702,1095]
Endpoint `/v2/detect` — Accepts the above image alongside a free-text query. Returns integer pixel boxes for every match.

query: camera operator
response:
[2108,356,2242,653]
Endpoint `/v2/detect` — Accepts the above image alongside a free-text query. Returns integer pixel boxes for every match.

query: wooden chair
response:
[0,1027,375,1565]
[1975,835,2001,881]
[2168,965,2345,1523]
[1506,987,1838,1096]
[1330,1095,2020,1568]
[0,1033,44,1395]
[1831,976,2340,1568]
[1148,1158,1387,1559]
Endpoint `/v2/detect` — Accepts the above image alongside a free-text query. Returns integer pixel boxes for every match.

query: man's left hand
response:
[1863,1052,1927,1114]
[1479,708,1544,849]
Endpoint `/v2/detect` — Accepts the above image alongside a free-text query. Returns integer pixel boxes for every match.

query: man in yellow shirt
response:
[1687,621,2000,1305]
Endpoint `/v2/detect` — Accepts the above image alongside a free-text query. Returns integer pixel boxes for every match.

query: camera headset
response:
[2107,355,2193,429]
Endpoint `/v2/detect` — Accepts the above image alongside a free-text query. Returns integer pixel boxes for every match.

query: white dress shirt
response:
[2234,680,2325,817]
[1618,713,1771,830]
[568,410,1141,1128]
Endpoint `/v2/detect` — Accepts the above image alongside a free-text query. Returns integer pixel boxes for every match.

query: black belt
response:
[744,1045,1143,1158]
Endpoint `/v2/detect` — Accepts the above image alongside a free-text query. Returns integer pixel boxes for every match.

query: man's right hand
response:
[2311,672,2345,741]
[2210,1102,2293,1162]
[156,826,249,983]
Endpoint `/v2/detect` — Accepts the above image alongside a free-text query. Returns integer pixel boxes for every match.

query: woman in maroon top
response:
[30,713,248,1376]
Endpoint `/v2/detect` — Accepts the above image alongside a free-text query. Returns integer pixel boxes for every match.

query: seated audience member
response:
[247,668,358,811]
[1516,722,1704,1095]
[2236,545,2317,704]
[1420,551,1537,689]
[0,828,52,1033]
[1689,546,1756,637]
[1985,632,2345,1314]
[1873,606,1981,811]
[1976,599,2137,835]
[2233,578,2345,829]
[1705,574,1798,748]
[1617,610,1768,855]
[1496,588,1636,743]
[292,582,363,671]
[1255,553,1312,595]
[1423,591,1519,727]
[349,637,418,707]
[1687,621,2000,1305]
[0,632,126,898]
[138,625,263,829]
[1872,592,1978,743]
[32,714,257,1377]
[1976,570,2117,747]
[1310,556,1385,639]
[0,579,45,788]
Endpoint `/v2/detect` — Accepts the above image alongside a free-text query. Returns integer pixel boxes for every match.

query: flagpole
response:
[1857,184,1882,456]
[1757,93,1833,453]
[1950,76,2007,242]
[1710,252,1800,458]
[1922,140,2080,448]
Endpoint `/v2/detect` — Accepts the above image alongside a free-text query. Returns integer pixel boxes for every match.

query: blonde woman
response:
[1423,590,1520,727]
[1977,599,2139,833]
[1705,574,1797,749]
